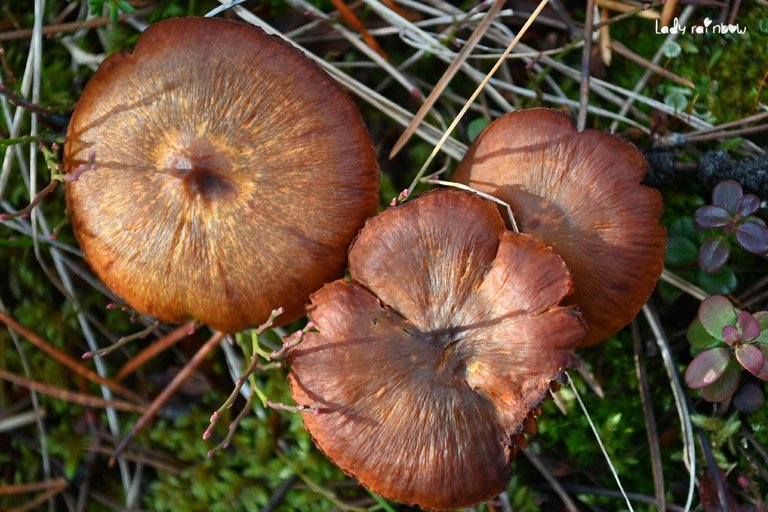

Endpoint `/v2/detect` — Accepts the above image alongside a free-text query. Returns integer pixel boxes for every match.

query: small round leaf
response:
[694,205,731,229]
[753,311,768,344]
[735,344,765,376]
[736,194,760,217]
[666,236,698,266]
[698,295,737,340]
[738,311,761,342]
[735,221,768,254]
[722,325,740,346]
[712,180,743,212]
[701,360,741,402]
[733,383,764,413]
[698,236,730,273]
[685,347,732,389]
[697,266,737,295]
[687,318,719,349]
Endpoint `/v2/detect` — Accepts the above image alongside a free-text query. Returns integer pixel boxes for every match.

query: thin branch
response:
[631,319,666,511]
[577,0,596,132]
[641,304,696,511]
[567,372,635,511]
[405,0,552,195]
[0,310,145,403]
[389,0,506,158]
[0,368,145,413]
[110,331,225,463]
[114,322,198,382]
[522,448,579,512]
[0,7,155,41]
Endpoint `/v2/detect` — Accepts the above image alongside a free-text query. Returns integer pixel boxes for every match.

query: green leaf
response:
[663,41,682,58]
[666,236,698,266]
[698,295,737,340]
[698,266,738,295]
[687,318,720,350]
[663,86,692,111]
[753,311,768,344]
[467,117,490,142]
[669,216,697,240]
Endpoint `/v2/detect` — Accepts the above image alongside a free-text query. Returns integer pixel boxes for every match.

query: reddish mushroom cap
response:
[63,17,379,333]
[289,189,585,509]
[453,108,665,346]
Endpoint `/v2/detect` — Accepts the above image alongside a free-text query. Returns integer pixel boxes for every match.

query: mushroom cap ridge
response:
[289,189,585,509]
[64,17,379,333]
[453,108,665,346]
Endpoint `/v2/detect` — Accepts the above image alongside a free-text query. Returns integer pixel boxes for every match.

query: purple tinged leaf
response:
[722,325,740,346]
[738,311,761,342]
[698,295,737,339]
[712,180,743,212]
[698,236,730,273]
[701,360,741,402]
[736,194,760,217]
[735,221,768,254]
[757,346,768,381]
[733,383,764,413]
[694,205,732,229]
[753,311,768,344]
[685,347,732,388]
[736,344,765,376]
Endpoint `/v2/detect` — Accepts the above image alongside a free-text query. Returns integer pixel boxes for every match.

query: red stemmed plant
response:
[694,179,768,273]
[685,295,768,402]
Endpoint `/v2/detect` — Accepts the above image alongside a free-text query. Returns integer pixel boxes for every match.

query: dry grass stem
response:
[389,0,506,158]
[111,331,225,463]
[0,368,145,413]
[0,310,145,403]
[642,305,696,511]
[114,321,198,382]
[631,319,666,511]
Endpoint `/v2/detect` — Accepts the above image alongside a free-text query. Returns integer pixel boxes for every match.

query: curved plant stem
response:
[114,321,197,382]
[642,304,696,512]
[567,372,634,511]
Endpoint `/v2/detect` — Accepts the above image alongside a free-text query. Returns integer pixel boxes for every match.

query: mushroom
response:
[288,189,585,509]
[63,17,379,333]
[452,108,665,346]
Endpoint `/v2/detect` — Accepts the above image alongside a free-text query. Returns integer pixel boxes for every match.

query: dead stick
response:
[110,331,225,463]
[0,310,145,404]
[0,368,145,413]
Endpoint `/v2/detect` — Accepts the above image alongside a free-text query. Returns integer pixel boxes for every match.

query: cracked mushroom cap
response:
[63,17,379,333]
[288,189,585,510]
[453,108,665,346]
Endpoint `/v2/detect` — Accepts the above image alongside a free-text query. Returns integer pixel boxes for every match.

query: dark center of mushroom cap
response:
[164,137,236,203]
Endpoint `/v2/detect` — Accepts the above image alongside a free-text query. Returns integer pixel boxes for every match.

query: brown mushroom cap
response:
[63,17,379,333]
[289,189,584,510]
[453,108,665,346]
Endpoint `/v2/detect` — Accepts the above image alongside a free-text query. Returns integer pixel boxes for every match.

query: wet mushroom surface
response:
[453,108,666,346]
[63,17,379,333]
[288,189,585,510]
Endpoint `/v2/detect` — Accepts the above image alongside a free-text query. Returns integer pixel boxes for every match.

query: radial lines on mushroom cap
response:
[453,108,666,346]
[288,189,585,510]
[63,17,379,333]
